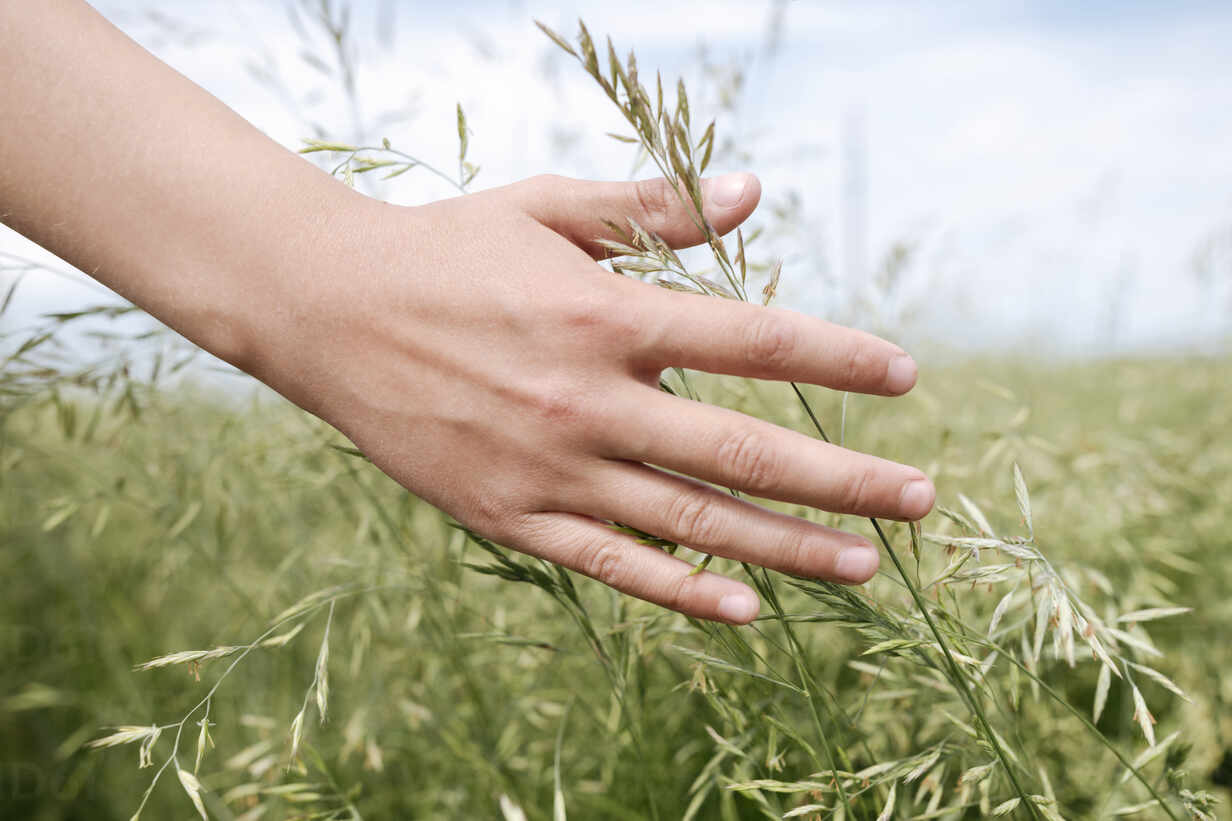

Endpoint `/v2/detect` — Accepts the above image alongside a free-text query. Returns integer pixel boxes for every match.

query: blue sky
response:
[4,0,1230,358]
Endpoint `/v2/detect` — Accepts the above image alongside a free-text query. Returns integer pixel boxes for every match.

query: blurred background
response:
[3,2,1231,819]
[3,0,1230,361]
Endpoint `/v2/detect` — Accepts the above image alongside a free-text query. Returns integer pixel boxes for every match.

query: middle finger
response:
[606,386,935,521]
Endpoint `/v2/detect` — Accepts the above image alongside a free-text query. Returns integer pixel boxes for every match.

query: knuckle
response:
[661,570,701,614]
[559,289,643,348]
[527,172,568,196]
[775,528,811,574]
[601,305,643,347]
[743,314,799,371]
[839,343,878,388]
[582,539,625,586]
[467,493,523,539]
[558,290,612,330]
[716,428,780,495]
[665,486,723,547]
[839,466,877,513]
[529,382,588,425]
[633,178,674,224]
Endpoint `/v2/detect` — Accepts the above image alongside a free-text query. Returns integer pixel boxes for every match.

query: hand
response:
[1,3,930,622]
[251,172,934,624]
[0,1,929,624]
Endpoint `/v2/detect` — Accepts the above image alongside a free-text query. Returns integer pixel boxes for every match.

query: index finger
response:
[632,287,917,396]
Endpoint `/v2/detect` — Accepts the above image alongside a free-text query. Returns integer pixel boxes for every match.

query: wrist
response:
[178,175,372,381]
[219,184,405,414]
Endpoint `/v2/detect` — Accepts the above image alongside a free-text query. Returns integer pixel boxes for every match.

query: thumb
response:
[517,172,761,259]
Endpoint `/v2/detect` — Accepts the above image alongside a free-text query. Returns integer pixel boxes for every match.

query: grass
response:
[1,353,1228,819]
[2,17,1228,820]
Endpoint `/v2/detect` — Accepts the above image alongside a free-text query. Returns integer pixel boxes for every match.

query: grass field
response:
[2,353,1229,819]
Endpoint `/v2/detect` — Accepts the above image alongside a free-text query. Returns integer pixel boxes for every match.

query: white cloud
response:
[4,0,1230,356]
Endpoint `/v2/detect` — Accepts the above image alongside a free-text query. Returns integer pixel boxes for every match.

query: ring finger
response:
[586,461,882,583]
[607,386,936,521]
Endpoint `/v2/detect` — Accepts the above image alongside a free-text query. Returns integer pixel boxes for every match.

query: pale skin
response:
[1,0,935,624]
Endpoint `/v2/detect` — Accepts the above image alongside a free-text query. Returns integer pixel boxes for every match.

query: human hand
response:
[1,2,929,623]
[249,172,933,624]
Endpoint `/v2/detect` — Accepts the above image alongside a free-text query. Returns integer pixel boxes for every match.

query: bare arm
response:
[0,0,934,624]
[0,0,353,367]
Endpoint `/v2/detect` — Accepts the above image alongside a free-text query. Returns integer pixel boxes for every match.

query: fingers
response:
[634,289,918,395]
[610,386,936,521]
[516,172,761,258]
[588,462,881,583]
[504,511,761,624]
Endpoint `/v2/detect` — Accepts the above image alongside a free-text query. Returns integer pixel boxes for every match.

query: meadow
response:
[1,352,1228,819]
[3,13,1231,820]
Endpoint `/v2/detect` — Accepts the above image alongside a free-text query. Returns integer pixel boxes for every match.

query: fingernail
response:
[709,173,750,208]
[717,593,760,624]
[885,353,917,394]
[833,545,879,582]
[899,478,936,520]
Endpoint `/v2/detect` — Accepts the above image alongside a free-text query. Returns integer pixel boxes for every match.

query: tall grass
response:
[1,17,1227,821]
[2,359,1228,819]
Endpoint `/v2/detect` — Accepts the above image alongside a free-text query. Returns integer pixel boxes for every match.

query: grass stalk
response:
[790,385,1040,818]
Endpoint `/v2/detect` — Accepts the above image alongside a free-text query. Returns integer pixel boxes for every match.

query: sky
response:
[3,0,1231,360]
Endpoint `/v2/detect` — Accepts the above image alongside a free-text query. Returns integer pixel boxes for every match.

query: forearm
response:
[0,0,360,368]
